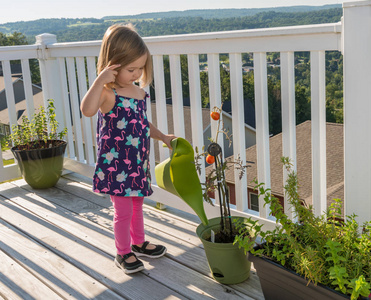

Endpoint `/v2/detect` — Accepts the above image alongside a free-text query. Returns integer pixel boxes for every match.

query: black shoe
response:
[131,241,167,258]
[114,252,144,274]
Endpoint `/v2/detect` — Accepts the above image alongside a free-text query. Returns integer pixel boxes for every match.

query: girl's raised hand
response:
[97,64,121,85]
[80,64,121,117]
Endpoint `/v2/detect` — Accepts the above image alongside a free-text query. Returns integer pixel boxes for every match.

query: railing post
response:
[35,33,66,132]
[310,50,327,217]
[343,0,371,224]
[281,51,297,221]
[230,53,248,212]
[254,52,271,219]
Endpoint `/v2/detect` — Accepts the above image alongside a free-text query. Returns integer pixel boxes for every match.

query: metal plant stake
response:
[207,142,233,240]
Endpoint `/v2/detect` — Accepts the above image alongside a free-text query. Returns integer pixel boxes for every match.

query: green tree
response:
[0,31,40,85]
[0,31,27,46]
[295,84,311,124]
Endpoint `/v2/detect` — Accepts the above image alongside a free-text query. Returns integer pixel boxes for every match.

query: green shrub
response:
[236,157,371,299]
[7,99,67,151]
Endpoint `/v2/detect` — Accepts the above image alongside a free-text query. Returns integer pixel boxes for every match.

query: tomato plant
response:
[210,111,220,121]
[206,154,215,164]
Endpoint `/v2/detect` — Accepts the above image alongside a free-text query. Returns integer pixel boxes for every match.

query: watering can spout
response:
[155,138,209,226]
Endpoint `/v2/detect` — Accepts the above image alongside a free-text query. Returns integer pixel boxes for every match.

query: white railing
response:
[1,1,370,228]
[0,44,40,181]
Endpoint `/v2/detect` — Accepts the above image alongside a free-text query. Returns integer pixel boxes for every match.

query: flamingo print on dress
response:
[129,119,138,133]
[100,118,107,132]
[112,183,125,195]
[140,176,148,189]
[100,182,111,193]
[123,148,132,170]
[130,166,141,187]
[141,138,147,161]
[142,138,146,152]
[106,159,119,181]
[101,129,112,150]
[108,107,120,129]
[120,98,133,117]
[138,113,147,131]
[114,130,126,151]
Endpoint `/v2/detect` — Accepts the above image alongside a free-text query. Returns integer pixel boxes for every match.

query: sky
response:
[1,0,344,24]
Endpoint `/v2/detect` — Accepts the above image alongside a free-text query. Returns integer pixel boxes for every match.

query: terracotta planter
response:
[248,249,354,300]
[11,140,67,189]
[196,216,252,284]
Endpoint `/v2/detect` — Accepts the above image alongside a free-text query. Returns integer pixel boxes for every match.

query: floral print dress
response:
[93,89,153,197]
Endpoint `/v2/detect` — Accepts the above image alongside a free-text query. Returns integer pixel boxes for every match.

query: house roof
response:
[150,102,211,162]
[0,77,44,125]
[222,120,344,209]
[0,76,18,92]
[221,99,256,129]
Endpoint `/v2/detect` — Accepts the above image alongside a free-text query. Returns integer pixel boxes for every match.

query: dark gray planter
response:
[248,250,351,300]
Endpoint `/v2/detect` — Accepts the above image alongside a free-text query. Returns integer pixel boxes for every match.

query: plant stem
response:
[220,154,233,239]
[215,156,225,232]
[215,114,221,143]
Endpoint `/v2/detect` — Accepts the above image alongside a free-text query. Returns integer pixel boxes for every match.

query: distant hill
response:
[0,5,342,43]
[103,5,341,20]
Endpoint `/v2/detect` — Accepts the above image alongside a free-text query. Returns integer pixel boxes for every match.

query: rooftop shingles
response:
[222,120,344,210]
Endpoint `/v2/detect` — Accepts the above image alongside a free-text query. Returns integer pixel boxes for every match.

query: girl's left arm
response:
[149,122,176,149]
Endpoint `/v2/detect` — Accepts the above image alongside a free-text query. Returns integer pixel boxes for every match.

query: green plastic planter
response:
[11,140,67,189]
[197,216,252,284]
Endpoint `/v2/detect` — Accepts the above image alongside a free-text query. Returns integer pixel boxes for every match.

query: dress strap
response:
[112,88,118,96]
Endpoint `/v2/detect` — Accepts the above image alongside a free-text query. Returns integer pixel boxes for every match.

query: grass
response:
[103,18,155,22]
[0,26,11,34]
[1,158,22,184]
[3,158,14,166]
[67,22,102,27]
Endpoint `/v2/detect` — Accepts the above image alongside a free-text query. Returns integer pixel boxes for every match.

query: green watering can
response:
[155,137,209,225]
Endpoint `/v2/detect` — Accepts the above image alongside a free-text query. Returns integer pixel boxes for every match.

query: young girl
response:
[81,24,175,274]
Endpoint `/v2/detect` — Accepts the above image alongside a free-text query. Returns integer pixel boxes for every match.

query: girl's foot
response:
[115,252,144,274]
[131,241,167,258]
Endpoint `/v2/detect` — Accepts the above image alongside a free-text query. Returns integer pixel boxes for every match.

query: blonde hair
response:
[97,24,153,88]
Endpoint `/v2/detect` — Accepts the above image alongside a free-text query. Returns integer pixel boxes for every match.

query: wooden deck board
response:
[0,174,264,300]
[0,241,63,300]
[0,219,122,300]
[0,185,186,300]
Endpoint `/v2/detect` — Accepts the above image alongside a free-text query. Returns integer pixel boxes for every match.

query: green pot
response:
[196,216,252,284]
[11,140,67,189]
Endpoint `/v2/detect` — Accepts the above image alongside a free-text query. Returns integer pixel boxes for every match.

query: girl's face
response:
[115,54,147,88]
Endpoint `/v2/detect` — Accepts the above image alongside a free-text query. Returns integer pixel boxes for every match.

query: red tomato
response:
[206,154,215,164]
[210,111,220,121]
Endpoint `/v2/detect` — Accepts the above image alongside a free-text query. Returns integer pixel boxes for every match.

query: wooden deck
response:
[0,172,264,300]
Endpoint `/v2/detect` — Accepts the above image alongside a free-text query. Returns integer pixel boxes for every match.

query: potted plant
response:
[194,106,256,285]
[7,99,67,189]
[236,158,371,299]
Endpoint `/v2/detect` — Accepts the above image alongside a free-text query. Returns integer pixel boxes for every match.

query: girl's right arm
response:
[80,64,121,117]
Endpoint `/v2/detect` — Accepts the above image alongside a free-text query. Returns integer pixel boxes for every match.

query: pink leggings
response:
[110,195,145,255]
